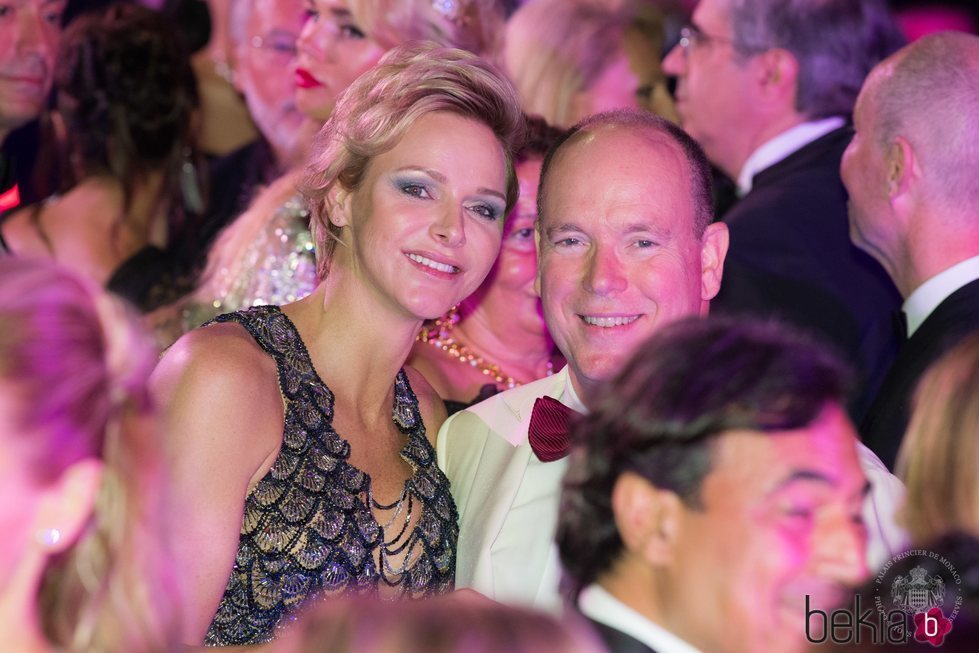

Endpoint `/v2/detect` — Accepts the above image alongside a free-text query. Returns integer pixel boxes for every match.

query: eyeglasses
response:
[249,33,298,59]
[677,24,736,53]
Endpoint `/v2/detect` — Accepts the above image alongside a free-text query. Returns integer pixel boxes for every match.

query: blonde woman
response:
[504,0,678,129]
[153,43,524,646]
[184,0,506,331]
[0,258,179,653]
[897,332,979,545]
[408,116,566,412]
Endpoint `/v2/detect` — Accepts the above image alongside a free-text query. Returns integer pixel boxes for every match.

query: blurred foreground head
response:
[0,257,180,653]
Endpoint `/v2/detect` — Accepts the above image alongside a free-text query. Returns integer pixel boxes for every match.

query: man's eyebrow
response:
[767,470,872,499]
[769,470,835,494]
[545,223,586,235]
[623,222,669,237]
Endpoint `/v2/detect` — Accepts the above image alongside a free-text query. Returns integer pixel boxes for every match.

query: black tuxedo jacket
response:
[712,127,902,416]
[861,278,979,469]
[587,618,658,653]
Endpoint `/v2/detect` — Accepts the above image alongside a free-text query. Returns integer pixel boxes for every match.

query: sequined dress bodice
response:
[181,194,316,332]
[202,306,458,646]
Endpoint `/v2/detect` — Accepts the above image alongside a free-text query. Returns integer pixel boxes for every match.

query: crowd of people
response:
[1,0,978,651]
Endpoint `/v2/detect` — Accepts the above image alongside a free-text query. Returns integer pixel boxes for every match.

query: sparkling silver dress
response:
[183,194,316,330]
[202,306,458,646]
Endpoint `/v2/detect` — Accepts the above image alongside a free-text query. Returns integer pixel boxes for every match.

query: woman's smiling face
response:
[334,111,508,321]
[294,0,386,121]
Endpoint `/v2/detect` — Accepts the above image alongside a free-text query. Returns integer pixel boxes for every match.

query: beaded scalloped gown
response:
[202,306,458,646]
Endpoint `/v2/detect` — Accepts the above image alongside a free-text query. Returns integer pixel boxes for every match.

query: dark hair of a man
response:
[536,109,714,235]
[727,0,905,118]
[556,316,850,599]
[516,114,566,164]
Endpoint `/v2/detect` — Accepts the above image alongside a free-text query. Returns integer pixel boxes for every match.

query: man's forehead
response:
[540,127,693,224]
[709,406,865,489]
[546,126,688,189]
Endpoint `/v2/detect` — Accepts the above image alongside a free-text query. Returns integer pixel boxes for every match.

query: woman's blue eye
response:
[470,203,500,221]
[512,227,534,240]
[401,184,430,199]
[636,239,654,248]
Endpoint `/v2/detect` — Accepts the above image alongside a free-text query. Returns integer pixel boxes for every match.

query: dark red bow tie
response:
[528,396,583,462]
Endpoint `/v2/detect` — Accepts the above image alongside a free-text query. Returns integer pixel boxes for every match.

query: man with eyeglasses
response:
[663,0,906,421]
[200,0,312,264]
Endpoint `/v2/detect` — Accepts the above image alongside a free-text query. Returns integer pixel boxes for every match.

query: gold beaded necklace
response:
[416,307,554,389]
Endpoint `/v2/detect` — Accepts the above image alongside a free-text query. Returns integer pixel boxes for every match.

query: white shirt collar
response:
[578,584,704,653]
[903,254,979,337]
[561,372,588,414]
[736,116,847,196]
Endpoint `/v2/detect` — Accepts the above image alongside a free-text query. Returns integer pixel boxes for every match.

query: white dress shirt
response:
[579,584,704,653]
[903,254,979,337]
[736,116,847,196]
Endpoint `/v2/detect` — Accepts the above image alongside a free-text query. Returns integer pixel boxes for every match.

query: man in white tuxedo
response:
[437,109,905,613]
[558,317,871,653]
[437,109,729,611]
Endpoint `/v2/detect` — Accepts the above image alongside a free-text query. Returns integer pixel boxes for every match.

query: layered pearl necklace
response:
[416,307,554,389]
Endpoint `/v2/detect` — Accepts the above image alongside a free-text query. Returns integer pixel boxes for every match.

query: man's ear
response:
[326,185,352,229]
[886,136,917,201]
[755,48,800,106]
[611,472,684,567]
[699,222,729,305]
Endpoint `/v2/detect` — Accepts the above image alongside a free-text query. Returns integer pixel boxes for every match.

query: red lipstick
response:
[294,68,323,89]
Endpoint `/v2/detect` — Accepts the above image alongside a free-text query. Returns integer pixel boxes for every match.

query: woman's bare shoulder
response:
[153,322,283,455]
[0,205,48,256]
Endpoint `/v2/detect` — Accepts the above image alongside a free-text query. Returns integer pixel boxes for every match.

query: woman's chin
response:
[296,94,335,123]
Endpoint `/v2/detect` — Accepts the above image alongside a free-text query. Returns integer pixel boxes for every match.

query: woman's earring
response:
[180,148,205,215]
[35,527,62,549]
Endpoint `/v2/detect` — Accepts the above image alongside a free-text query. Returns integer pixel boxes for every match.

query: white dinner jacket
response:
[437,367,571,612]
[437,365,908,612]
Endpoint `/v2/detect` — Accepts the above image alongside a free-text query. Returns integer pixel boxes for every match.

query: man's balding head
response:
[842,31,979,292]
[872,32,979,213]
[534,109,728,403]
[538,109,715,236]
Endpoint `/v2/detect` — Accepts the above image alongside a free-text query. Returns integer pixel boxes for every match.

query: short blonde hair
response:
[897,332,979,544]
[347,0,506,60]
[0,258,180,653]
[505,0,665,127]
[300,41,524,280]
